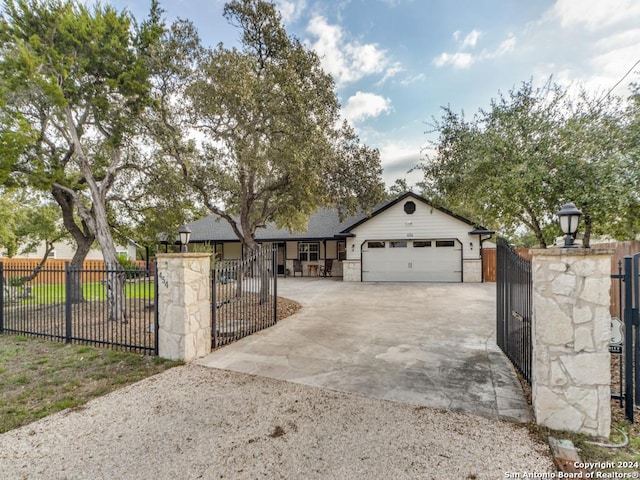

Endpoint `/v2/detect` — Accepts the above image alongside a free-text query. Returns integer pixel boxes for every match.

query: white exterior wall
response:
[346,200,480,260]
[345,199,481,282]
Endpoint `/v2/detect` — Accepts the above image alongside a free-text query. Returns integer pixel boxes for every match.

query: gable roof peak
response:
[340,191,485,233]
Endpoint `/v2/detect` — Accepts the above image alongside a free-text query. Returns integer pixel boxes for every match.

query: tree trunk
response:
[258,245,271,305]
[64,109,127,322]
[244,239,269,305]
[68,235,94,304]
[94,211,127,323]
[52,185,96,304]
[16,241,55,285]
[582,214,592,248]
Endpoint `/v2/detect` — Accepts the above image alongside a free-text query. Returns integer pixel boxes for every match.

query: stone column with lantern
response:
[156,226,212,362]
[530,203,613,438]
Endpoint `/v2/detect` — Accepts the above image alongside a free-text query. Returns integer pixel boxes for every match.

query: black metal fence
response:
[0,262,157,355]
[496,238,532,384]
[212,246,277,348]
[612,253,640,422]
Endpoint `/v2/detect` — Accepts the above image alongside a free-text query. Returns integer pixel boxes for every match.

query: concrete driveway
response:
[198,278,531,423]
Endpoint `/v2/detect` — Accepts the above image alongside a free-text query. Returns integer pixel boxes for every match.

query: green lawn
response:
[11,281,155,306]
[0,334,180,434]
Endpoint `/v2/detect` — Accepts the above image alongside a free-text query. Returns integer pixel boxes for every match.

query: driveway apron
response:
[198,278,530,423]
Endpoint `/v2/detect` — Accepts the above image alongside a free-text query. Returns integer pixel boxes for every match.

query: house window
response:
[47,249,56,259]
[337,241,346,261]
[299,242,319,261]
[390,241,407,248]
[436,240,456,247]
[367,241,385,248]
[404,201,416,214]
[413,241,432,248]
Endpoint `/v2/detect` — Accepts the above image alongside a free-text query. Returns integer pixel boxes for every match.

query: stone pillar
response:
[531,248,613,438]
[462,258,482,283]
[156,253,211,362]
[342,259,361,282]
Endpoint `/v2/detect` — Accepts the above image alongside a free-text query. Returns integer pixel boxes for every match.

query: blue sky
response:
[106,0,640,187]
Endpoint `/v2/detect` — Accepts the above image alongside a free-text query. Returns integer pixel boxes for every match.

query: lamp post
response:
[178,225,191,253]
[557,202,582,248]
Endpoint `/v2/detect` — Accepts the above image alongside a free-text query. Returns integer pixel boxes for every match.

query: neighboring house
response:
[1,240,137,261]
[186,192,494,283]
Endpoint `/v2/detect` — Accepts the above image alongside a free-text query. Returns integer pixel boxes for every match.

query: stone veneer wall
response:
[531,248,613,438]
[462,259,482,283]
[156,253,211,362]
[342,259,361,282]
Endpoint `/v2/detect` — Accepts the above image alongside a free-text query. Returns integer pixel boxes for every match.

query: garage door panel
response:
[362,239,461,282]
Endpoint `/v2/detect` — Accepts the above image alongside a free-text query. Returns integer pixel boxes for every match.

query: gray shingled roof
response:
[187,207,368,243]
[185,193,489,243]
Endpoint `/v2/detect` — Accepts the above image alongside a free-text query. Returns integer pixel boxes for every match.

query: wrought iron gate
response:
[496,238,532,384]
[211,245,277,348]
[612,253,640,422]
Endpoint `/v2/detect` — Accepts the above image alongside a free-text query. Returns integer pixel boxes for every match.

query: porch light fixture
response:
[178,225,191,253]
[557,202,582,248]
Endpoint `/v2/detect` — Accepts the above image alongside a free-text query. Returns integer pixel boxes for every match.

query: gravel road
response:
[0,365,554,480]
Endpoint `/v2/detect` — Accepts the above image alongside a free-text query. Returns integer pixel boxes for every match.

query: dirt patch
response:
[4,295,302,352]
[213,294,302,346]
[3,299,156,353]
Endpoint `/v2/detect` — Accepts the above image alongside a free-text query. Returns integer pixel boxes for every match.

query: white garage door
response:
[361,239,461,282]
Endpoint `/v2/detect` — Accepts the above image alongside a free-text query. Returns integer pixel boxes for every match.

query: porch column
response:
[156,253,211,362]
[531,248,613,438]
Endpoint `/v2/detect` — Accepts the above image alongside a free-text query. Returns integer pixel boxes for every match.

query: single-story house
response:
[185,192,494,282]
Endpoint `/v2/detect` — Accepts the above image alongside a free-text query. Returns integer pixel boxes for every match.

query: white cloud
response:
[378,141,423,187]
[549,0,640,32]
[433,33,515,69]
[494,36,516,56]
[305,15,395,87]
[595,28,640,52]
[400,73,426,86]
[377,62,404,85]
[433,52,475,69]
[461,29,482,49]
[533,1,640,96]
[275,0,306,24]
[342,92,392,123]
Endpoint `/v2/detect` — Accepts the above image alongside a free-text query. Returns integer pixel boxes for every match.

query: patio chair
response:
[320,259,333,277]
[293,259,303,277]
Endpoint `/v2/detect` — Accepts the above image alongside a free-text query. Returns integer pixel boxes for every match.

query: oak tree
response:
[0,0,163,318]
[148,0,385,255]
[419,79,634,247]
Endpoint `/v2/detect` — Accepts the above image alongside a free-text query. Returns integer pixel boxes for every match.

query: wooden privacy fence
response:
[0,258,149,285]
[591,240,640,317]
[483,247,530,283]
[484,240,640,317]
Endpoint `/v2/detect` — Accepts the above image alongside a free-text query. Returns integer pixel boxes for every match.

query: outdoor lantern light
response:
[178,225,191,252]
[557,202,582,248]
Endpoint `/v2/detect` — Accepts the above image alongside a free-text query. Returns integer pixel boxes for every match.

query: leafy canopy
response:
[419,79,637,247]
[148,0,385,249]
